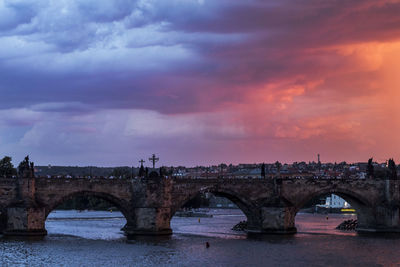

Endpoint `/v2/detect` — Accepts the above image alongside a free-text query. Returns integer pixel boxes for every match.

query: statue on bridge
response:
[18,155,35,178]
[149,154,159,169]
[138,159,145,177]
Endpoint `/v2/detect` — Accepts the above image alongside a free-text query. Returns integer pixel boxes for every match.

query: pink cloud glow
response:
[0,0,399,166]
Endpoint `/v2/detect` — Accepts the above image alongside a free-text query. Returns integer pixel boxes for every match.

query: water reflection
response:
[0,210,399,266]
[46,210,126,240]
[296,212,357,236]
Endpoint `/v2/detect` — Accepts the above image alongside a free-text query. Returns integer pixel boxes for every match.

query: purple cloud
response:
[1,0,400,165]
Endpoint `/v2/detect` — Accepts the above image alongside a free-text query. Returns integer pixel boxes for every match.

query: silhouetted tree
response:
[57,196,116,211]
[0,156,16,178]
[367,158,374,178]
[261,163,266,178]
[388,158,397,180]
[182,194,210,209]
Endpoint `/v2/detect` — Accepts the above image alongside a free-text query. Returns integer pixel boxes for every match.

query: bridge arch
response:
[170,185,258,229]
[294,188,374,230]
[43,190,132,222]
[295,187,371,211]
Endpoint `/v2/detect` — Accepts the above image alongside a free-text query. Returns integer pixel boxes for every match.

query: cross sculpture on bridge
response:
[149,154,159,169]
[139,159,145,167]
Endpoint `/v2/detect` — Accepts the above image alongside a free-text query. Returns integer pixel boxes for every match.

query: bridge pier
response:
[2,177,47,236]
[247,206,297,234]
[3,206,47,236]
[122,207,172,236]
[0,209,6,234]
[356,205,400,233]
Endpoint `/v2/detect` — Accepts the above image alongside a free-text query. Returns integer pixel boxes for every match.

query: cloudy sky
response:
[0,0,399,167]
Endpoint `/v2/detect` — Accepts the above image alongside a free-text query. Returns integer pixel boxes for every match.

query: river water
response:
[1,210,400,266]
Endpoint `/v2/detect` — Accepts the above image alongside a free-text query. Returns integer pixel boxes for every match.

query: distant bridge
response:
[0,177,399,236]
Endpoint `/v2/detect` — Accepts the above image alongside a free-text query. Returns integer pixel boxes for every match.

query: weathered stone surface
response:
[123,207,172,235]
[255,207,296,234]
[4,207,47,236]
[0,177,399,236]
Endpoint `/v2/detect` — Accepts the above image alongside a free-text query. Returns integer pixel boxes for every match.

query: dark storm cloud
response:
[1,0,400,165]
[2,0,400,115]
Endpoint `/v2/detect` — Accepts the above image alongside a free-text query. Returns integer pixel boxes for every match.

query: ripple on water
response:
[1,210,400,266]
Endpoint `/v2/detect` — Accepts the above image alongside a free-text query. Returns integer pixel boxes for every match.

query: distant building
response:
[323,194,351,208]
[232,168,263,178]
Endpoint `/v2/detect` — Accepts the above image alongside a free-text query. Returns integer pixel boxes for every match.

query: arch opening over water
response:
[294,190,371,234]
[45,192,128,239]
[170,191,249,236]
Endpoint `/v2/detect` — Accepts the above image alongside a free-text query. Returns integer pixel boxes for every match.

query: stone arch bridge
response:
[0,177,399,236]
